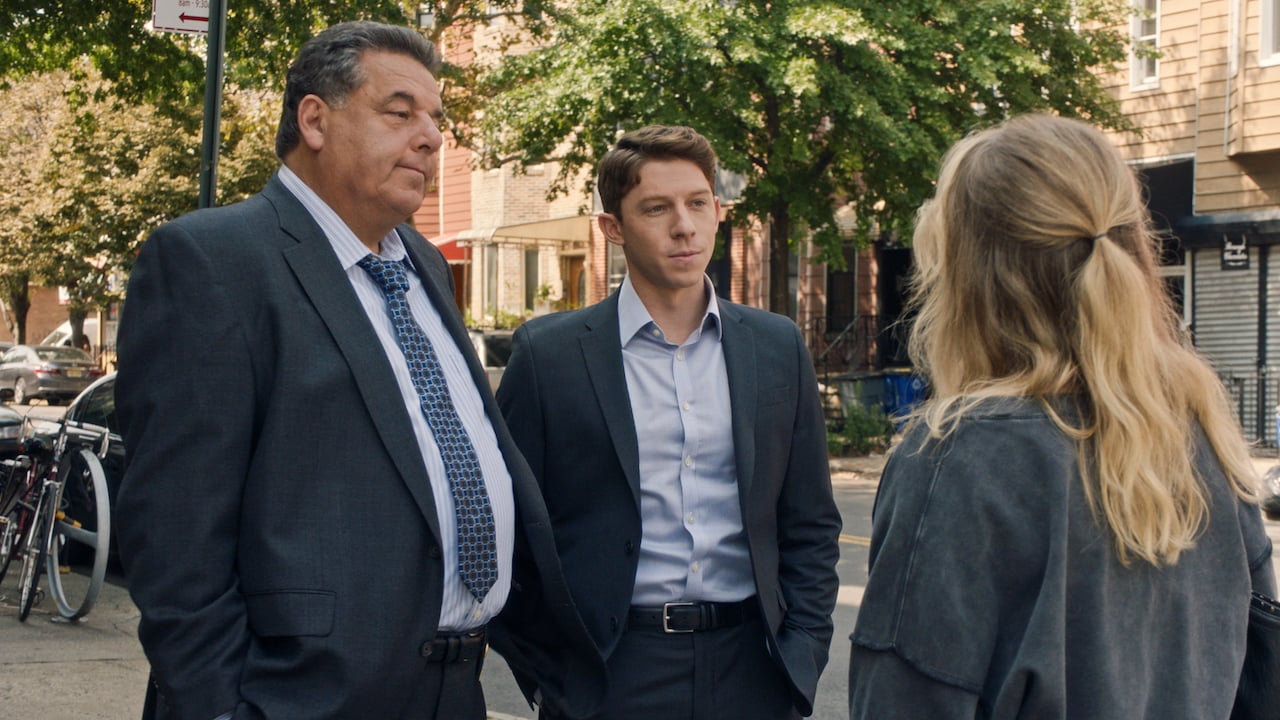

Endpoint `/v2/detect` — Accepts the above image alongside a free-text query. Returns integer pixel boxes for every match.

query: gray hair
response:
[275,21,441,159]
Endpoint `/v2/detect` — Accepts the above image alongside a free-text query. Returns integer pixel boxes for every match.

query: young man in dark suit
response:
[114,21,601,720]
[496,125,842,719]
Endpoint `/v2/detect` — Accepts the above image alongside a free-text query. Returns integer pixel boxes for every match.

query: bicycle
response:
[0,452,38,586]
[10,417,111,622]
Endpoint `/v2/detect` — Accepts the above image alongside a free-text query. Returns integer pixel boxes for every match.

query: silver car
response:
[0,345,105,405]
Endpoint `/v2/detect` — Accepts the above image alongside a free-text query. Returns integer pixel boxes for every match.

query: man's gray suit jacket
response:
[114,174,604,720]
[496,292,842,716]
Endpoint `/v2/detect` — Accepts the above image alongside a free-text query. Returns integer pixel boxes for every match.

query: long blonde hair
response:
[908,114,1257,566]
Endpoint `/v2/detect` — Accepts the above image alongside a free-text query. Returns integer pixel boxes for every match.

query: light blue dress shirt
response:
[279,166,514,631]
[617,275,754,605]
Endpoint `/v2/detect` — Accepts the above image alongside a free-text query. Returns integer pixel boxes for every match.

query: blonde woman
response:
[848,114,1275,720]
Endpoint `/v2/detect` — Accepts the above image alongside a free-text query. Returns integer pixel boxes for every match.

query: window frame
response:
[1130,0,1161,90]
[1263,0,1280,67]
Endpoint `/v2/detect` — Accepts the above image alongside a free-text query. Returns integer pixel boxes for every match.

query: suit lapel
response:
[579,295,643,509]
[719,302,757,501]
[266,179,444,546]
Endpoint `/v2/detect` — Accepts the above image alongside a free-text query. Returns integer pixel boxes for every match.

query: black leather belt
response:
[421,628,486,663]
[627,597,758,633]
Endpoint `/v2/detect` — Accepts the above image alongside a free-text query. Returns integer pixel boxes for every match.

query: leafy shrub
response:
[827,403,896,457]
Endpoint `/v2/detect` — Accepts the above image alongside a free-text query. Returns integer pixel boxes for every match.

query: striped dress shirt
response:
[278,166,514,630]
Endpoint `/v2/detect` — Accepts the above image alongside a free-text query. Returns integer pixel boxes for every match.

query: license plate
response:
[65,369,84,378]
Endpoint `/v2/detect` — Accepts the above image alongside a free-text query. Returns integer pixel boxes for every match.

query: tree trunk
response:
[69,308,89,351]
[2,275,31,344]
[768,202,791,315]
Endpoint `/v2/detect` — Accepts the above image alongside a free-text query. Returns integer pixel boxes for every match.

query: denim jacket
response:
[849,396,1275,719]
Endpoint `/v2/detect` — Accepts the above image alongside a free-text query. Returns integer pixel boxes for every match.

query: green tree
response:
[0,1,561,109]
[0,73,291,349]
[454,0,1135,312]
[0,70,67,343]
[6,66,204,347]
[0,2,555,343]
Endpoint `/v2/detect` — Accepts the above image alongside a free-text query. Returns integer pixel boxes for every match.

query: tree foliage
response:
[453,0,1136,312]
[0,1,560,108]
[0,1,553,339]
[0,1,412,108]
[0,65,281,344]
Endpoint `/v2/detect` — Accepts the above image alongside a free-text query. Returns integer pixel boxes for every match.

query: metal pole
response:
[198,0,228,209]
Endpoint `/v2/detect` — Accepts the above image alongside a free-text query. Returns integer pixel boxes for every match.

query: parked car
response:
[56,373,124,567]
[41,318,100,351]
[0,344,106,405]
[0,403,25,458]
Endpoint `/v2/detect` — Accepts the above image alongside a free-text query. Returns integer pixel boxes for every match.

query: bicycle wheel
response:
[0,460,32,585]
[16,484,53,621]
[0,505,19,585]
[45,449,109,620]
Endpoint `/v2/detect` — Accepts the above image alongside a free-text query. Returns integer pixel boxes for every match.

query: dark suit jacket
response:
[496,292,842,716]
[114,175,604,720]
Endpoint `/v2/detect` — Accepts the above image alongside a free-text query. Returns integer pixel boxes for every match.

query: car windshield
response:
[35,347,92,363]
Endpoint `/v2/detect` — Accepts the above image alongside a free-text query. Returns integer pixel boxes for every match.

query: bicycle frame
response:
[11,417,111,622]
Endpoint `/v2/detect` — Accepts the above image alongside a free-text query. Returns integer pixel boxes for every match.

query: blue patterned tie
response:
[358,254,498,601]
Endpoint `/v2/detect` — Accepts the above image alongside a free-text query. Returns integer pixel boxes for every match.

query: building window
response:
[1264,0,1280,67]
[1131,0,1160,89]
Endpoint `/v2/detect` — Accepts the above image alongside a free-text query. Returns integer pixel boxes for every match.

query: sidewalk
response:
[0,571,148,719]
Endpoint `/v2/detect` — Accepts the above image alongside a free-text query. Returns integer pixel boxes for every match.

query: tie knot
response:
[357,254,410,296]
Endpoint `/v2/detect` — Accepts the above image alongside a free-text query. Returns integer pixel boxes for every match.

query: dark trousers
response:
[546,615,799,720]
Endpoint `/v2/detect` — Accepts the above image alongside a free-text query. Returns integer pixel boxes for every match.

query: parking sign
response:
[152,0,210,35]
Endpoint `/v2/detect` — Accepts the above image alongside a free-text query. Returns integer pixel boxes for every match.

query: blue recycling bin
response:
[883,371,927,428]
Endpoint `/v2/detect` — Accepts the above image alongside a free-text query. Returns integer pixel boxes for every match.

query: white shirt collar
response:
[617,275,722,344]
[276,165,404,269]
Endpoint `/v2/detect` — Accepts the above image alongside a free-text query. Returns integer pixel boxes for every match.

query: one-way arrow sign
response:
[152,0,210,35]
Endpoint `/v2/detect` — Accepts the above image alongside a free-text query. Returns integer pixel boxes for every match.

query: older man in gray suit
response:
[115,21,602,720]
[497,125,842,720]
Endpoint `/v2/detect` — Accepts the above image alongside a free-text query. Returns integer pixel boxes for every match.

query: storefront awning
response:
[457,215,591,250]
[427,231,468,263]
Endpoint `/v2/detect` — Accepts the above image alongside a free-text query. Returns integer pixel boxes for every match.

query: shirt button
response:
[676,350,685,361]
[473,608,483,619]
[651,328,661,337]
[684,456,693,467]
[681,401,690,411]
[691,562,701,573]
[687,513,696,524]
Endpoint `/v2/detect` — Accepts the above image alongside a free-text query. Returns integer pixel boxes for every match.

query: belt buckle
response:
[662,601,698,633]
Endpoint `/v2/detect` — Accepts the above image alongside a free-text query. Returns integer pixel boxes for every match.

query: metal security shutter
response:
[1193,246,1263,442]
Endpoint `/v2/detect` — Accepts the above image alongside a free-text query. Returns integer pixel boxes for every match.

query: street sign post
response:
[152,0,211,35]
[151,0,226,209]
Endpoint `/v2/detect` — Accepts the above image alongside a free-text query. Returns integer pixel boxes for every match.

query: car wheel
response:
[13,379,28,405]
